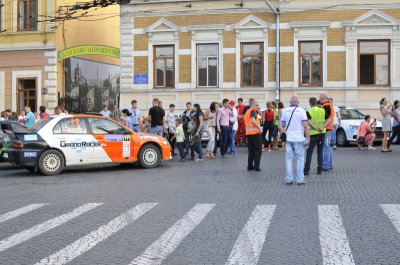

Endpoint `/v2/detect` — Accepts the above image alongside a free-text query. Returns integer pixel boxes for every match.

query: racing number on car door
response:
[88,118,133,163]
[53,118,94,165]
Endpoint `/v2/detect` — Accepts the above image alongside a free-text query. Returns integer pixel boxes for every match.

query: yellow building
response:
[0,0,120,113]
[120,0,400,116]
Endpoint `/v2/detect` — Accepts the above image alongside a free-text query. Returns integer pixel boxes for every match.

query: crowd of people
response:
[2,94,399,185]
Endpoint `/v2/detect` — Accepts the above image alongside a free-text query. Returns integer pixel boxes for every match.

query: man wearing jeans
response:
[329,98,341,150]
[321,93,334,171]
[217,99,234,157]
[280,96,310,185]
[147,98,166,136]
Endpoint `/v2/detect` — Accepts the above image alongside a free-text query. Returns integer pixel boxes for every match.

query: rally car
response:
[336,107,383,147]
[0,121,28,162]
[2,114,172,175]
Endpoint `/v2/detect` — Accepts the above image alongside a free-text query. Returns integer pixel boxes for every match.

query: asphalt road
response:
[0,146,400,265]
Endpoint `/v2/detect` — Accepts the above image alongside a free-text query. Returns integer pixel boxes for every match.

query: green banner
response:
[58,45,120,61]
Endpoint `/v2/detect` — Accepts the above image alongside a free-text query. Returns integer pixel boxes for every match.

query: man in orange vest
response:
[244,100,263,171]
[320,93,335,171]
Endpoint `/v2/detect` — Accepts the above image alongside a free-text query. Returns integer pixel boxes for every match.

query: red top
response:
[40,113,49,119]
[264,110,274,122]
[236,104,245,116]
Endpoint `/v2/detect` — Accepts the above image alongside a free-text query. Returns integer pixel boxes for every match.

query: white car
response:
[336,107,383,147]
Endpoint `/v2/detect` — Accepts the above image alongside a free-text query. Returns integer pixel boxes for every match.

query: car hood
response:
[343,119,382,127]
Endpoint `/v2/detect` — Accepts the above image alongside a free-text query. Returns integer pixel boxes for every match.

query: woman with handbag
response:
[380,98,393,152]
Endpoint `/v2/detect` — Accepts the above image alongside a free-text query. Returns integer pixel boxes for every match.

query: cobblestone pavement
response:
[0,147,400,265]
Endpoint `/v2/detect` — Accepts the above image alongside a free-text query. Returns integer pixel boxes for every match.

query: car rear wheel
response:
[38,150,64,176]
[138,144,161,169]
[336,129,348,147]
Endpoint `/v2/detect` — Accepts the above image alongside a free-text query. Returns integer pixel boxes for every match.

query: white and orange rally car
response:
[2,114,172,175]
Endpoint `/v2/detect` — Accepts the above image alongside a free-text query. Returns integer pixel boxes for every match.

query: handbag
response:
[281,107,298,143]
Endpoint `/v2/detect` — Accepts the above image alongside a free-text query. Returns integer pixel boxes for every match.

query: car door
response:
[87,118,133,163]
[52,117,94,165]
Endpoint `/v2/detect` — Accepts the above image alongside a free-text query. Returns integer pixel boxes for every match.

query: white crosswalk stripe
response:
[381,204,400,233]
[130,203,215,265]
[35,203,158,265]
[0,203,49,224]
[0,203,102,252]
[318,205,355,265]
[226,204,276,265]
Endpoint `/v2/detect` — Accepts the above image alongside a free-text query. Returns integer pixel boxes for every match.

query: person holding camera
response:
[182,102,195,155]
[380,98,393,152]
[357,115,377,150]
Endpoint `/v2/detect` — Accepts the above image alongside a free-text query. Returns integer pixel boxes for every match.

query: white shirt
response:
[230,108,238,131]
[333,105,341,125]
[281,105,308,142]
[100,110,111,118]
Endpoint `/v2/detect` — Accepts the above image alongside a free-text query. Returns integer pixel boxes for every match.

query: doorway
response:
[17,78,37,113]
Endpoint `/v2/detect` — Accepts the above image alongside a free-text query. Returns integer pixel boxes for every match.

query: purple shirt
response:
[217,107,234,130]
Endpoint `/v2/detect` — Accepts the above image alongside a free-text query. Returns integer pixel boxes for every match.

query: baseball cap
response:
[229,100,235,105]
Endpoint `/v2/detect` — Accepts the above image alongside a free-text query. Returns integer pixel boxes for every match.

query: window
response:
[18,0,37,31]
[88,118,128,135]
[154,45,174,88]
[299,41,322,86]
[241,43,263,87]
[17,79,36,114]
[358,40,390,86]
[197,44,218,87]
[53,118,88,134]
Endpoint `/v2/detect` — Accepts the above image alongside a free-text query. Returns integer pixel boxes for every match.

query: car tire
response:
[336,129,348,147]
[38,150,65,176]
[138,144,161,169]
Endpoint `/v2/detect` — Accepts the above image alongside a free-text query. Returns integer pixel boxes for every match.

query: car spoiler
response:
[0,123,29,134]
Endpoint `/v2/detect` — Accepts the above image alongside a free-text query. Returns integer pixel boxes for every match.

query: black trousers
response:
[176,142,185,160]
[388,125,400,148]
[247,134,262,170]
[304,133,325,173]
[168,132,176,154]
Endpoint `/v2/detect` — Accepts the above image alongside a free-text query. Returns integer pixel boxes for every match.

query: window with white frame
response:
[197,44,218,87]
[153,45,175,88]
[241,43,263,87]
[358,40,390,86]
[18,0,37,31]
[299,41,322,87]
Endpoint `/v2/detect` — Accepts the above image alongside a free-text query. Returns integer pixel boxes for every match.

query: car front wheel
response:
[336,129,348,147]
[38,150,65,176]
[138,144,161,169]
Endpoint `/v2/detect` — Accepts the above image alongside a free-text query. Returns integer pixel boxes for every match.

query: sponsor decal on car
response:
[60,140,101,153]
[24,152,37,158]
[139,135,158,141]
[124,136,131,141]
[24,135,38,141]
[2,152,8,159]
[105,135,124,142]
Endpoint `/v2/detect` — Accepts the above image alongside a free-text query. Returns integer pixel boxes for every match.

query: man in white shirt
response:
[228,100,238,156]
[100,105,111,118]
[329,98,341,150]
[280,96,310,185]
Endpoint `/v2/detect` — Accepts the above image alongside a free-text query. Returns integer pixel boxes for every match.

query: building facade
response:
[120,0,400,116]
[0,0,120,113]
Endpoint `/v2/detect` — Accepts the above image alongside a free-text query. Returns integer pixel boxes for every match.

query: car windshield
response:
[340,109,366,120]
[27,117,53,132]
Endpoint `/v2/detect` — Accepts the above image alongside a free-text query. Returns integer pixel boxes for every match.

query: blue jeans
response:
[229,130,237,155]
[332,124,338,146]
[323,130,333,169]
[132,125,140,133]
[193,128,204,159]
[220,126,231,156]
[149,126,163,136]
[285,141,306,183]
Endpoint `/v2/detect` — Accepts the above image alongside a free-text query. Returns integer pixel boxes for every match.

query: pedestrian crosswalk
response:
[0,203,400,264]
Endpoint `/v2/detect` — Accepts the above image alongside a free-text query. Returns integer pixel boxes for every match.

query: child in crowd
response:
[120,109,130,127]
[173,118,186,162]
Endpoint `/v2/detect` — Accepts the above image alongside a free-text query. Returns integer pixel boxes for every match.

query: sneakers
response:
[304,171,310,176]
[286,181,293,185]
[194,157,203,162]
[297,181,306,185]
[368,146,376,150]
[333,145,337,150]
[179,159,185,162]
